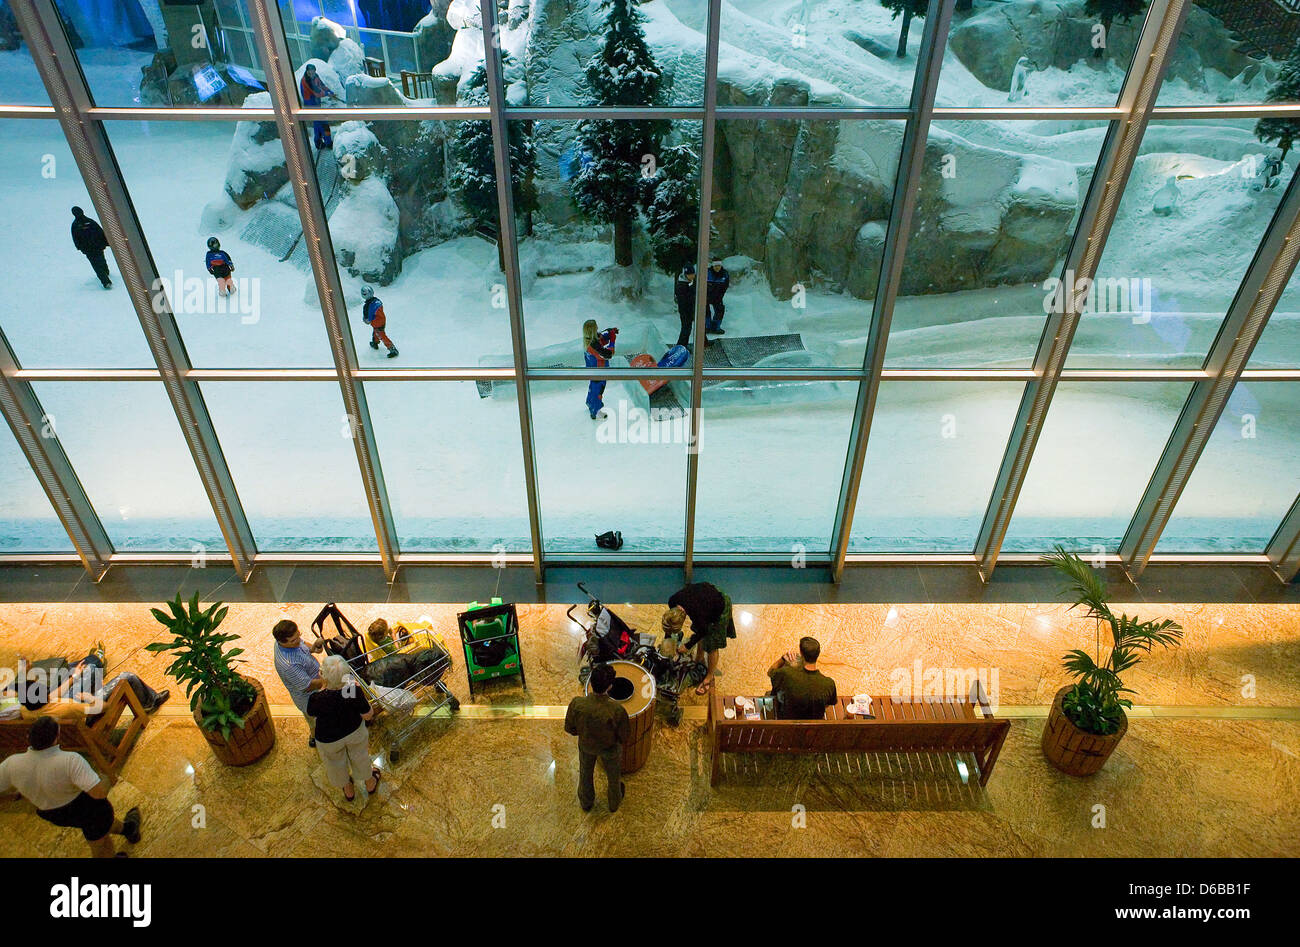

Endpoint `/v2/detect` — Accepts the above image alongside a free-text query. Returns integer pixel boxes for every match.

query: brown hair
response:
[271,619,298,644]
[367,618,390,642]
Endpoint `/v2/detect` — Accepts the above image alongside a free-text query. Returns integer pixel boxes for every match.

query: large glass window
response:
[0,418,74,553]
[1156,0,1300,107]
[851,380,1024,552]
[0,22,49,105]
[885,120,1108,369]
[31,382,223,552]
[366,381,530,552]
[1069,119,1297,369]
[1002,382,1192,554]
[695,380,859,554]
[61,0,266,108]
[0,119,153,368]
[1251,265,1300,368]
[530,378,690,553]
[200,381,375,551]
[1159,381,1300,553]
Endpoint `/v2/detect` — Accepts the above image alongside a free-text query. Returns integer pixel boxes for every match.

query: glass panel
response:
[886,120,1108,369]
[530,378,689,553]
[32,382,222,551]
[718,0,914,107]
[938,0,1150,106]
[851,381,1023,552]
[695,379,859,554]
[366,381,530,552]
[0,119,153,368]
[517,119,709,368]
[0,419,74,553]
[532,0,704,107]
[0,21,50,105]
[60,0,267,108]
[1252,265,1300,368]
[1069,119,1298,369]
[1157,0,1300,106]
[309,119,513,368]
[1002,382,1192,554]
[106,119,335,369]
[277,0,476,108]
[1159,381,1300,553]
[200,382,374,551]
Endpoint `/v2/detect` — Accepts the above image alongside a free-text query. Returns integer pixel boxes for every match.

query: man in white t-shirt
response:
[0,715,141,857]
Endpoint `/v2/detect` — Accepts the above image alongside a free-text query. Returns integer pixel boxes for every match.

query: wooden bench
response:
[400,70,434,98]
[0,683,152,777]
[708,686,1009,787]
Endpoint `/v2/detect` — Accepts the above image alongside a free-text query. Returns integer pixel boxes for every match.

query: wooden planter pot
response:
[1041,686,1127,777]
[195,676,276,766]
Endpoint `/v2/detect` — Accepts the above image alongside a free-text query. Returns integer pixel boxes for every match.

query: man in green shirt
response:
[564,664,630,813]
[767,637,837,720]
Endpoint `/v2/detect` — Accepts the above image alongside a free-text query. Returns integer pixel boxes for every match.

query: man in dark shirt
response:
[767,637,837,720]
[564,663,630,813]
[674,264,697,347]
[70,206,112,289]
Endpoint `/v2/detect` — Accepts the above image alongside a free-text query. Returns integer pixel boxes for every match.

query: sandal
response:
[343,779,356,802]
[366,767,381,794]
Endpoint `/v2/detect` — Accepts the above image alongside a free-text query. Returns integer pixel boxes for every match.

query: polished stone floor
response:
[1,599,1298,857]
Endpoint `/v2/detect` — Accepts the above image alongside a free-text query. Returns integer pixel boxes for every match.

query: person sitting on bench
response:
[767,637,837,720]
[7,645,169,722]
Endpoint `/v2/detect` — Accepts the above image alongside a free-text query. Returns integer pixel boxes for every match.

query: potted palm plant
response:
[1040,547,1183,776]
[145,593,275,766]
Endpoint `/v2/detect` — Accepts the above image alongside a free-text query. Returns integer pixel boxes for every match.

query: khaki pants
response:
[316,725,372,790]
[578,745,624,812]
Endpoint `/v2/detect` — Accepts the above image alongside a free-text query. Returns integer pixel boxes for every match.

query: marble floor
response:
[1,599,1298,857]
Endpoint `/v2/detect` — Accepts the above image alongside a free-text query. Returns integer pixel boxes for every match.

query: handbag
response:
[311,603,366,666]
[595,530,624,550]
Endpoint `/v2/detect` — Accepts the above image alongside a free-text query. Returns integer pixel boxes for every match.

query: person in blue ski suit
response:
[583,319,618,419]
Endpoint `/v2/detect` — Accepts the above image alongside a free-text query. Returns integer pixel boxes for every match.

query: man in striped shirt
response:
[272,620,325,747]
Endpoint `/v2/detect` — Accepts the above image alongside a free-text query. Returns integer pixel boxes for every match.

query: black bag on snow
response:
[595,530,624,550]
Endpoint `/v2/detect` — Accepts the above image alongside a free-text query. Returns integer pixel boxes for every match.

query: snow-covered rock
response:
[328,37,367,83]
[414,1,457,74]
[330,176,402,284]
[199,193,239,234]
[590,262,649,302]
[223,92,287,210]
[309,16,346,61]
[333,121,387,183]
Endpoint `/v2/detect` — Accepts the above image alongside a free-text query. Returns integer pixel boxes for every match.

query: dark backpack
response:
[361,646,447,688]
[311,603,366,666]
[595,530,623,550]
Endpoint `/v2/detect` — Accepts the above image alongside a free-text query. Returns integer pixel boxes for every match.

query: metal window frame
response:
[8,0,1300,582]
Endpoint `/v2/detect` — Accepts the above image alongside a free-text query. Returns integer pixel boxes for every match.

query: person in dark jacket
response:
[674,263,697,347]
[70,206,111,289]
[665,581,736,694]
[583,319,618,419]
[300,63,339,150]
[361,285,398,358]
[564,663,629,813]
[705,259,730,335]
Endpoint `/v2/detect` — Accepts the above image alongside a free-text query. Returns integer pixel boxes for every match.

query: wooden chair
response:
[0,682,152,777]
[364,57,386,78]
[400,70,434,98]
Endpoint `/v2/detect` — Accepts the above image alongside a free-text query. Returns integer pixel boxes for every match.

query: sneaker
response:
[591,408,608,420]
[308,737,316,748]
[387,348,399,358]
[706,325,725,335]
[370,340,379,350]
[148,689,170,712]
[121,807,142,844]
[101,282,112,290]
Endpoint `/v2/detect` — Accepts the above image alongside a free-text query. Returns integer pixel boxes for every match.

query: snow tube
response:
[631,354,666,394]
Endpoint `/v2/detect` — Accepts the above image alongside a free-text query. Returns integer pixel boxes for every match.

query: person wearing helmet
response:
[674,263,697,348]
[204,237,236,297]
[360,286,398,358]
[70,206,112,289]
[300,63,339,150]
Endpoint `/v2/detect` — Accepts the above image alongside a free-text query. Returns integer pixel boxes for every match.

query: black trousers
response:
[84,250,110,286]
[577,745,623,812]
[676,311,693,348]
[707,298,725,326]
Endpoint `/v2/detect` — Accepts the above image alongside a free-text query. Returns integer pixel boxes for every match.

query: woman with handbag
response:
[307,655,380,803]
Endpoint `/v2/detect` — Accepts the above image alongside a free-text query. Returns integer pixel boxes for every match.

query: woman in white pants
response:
[307,656,380,803]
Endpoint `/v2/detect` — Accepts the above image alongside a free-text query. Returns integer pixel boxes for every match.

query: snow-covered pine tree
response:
[641,140,700,274]
[1084,0,1147,59]
[572,0,670,266]
[450,60,537,270]
[880,0,928,59]
[1258,40,1300,161]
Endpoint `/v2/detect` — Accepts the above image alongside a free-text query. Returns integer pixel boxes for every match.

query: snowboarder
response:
[583,319,618,420]
[69,206,111,290]
[705,258,730,335]
[1253,148,1286,192]
[360,286,398,358]
[300,64,340,150]
[1152,175,1180,216]
[1008,56,1031,102]
[204,237,236,297]
[674,263,697,347]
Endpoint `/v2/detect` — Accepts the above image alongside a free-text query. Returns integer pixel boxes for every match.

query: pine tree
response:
[880,0,928,59]
[450,60,537,270]
[1084,0,1147,59]
[1258,40,1300,161]
[571,0,670,267]
[641,140,700,274]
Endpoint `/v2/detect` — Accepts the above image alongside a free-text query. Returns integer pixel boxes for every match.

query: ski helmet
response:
[361,285,374,299]
[207,237,220,250]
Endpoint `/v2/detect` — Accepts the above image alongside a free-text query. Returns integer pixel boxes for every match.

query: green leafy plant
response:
[145,593,254,739]
[1041,546,1183,735]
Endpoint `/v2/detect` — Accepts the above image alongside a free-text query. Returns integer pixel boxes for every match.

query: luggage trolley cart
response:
[458,598,525,695]
[311,605,459,764]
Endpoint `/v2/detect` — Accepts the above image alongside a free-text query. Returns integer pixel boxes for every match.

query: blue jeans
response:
[586,380,607,417]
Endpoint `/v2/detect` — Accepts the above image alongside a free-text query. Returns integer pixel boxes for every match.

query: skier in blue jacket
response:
[705,259,730,335]
[583,319,618,419]
[205,237,236,296]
